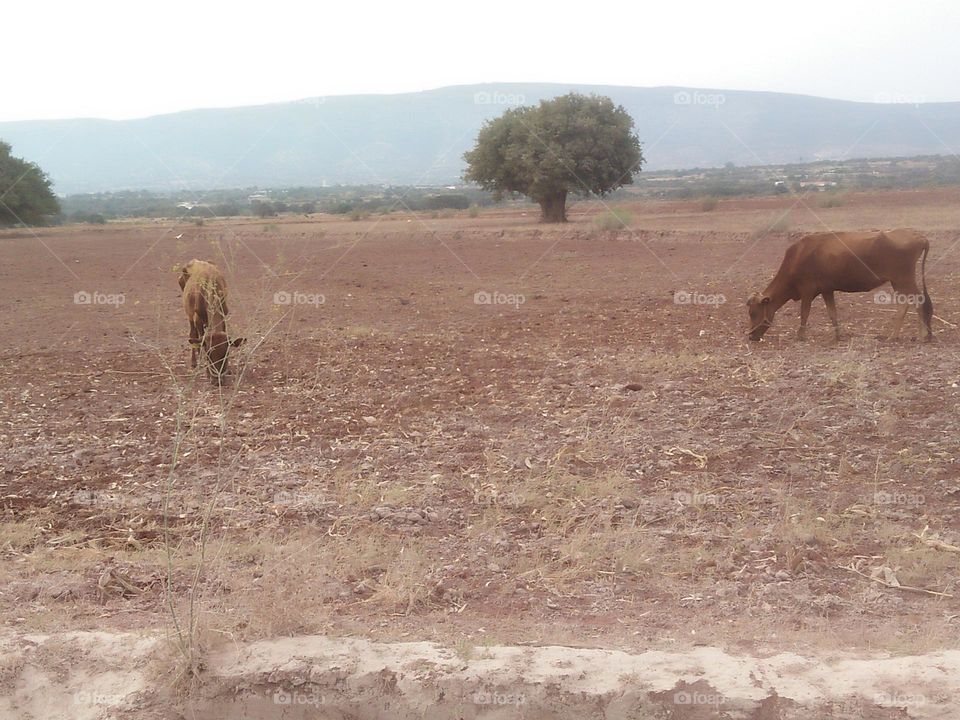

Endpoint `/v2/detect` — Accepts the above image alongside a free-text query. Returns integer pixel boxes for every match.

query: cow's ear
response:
[231,337,245,348]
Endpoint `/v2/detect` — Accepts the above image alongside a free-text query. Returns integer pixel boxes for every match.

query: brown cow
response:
[178,259,243,383]
[747,229,933,342]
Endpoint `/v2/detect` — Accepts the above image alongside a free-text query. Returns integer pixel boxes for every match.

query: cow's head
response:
[176,263,193,292]
[746,292,774,341]
[204,331,245,384]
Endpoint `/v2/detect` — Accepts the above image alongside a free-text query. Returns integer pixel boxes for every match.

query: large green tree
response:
[0,141,60,226]
[463,93,643,223]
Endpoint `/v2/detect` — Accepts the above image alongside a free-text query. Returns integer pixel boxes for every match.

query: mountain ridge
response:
[3,83,958,194]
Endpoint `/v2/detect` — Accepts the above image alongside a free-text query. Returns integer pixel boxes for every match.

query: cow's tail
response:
[921,239,934,341]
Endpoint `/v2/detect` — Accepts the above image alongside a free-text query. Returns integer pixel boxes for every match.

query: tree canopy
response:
[463,93,643,222]
[0,141,60,226]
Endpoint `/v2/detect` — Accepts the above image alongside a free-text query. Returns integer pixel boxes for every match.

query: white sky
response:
[3,0,958,121]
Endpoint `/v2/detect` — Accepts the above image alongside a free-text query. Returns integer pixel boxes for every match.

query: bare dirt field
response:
[2,189,960,717]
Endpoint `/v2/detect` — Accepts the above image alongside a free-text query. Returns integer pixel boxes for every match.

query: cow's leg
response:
[823,291,841,340]
[888,280,915,340]
[887,303,910,341]
[914,285,933,342]
[798,296,813,340]
[918,303,931,341]
[189,318,201,369]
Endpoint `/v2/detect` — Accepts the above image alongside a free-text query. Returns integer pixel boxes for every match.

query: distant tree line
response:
[632,155,960,200]
[56,186,496,222]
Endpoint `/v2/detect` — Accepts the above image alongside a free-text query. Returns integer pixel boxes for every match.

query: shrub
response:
[71,212,107,224]
[770,217,791,233]
[752,216,790,239]
[423,194,470,210]
[253,201,277,218]
[817,193,845,208]
[699,196,719,212]
[0,141,59,226]
[593,208,634,232]
[212,202,241,216]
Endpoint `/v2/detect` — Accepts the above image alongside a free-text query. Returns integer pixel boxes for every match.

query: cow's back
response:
[878,228,927,252]
[786,230,924,293]
[181,260,228,323]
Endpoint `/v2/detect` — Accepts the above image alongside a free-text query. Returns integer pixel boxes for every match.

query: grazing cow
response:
[178,259,244,383]
[747,229,933,342]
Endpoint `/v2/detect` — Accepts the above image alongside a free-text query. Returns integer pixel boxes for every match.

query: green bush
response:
[212,202,241,216]
[0,141,59,226]
[699,196,719,212]
[752,216,790,239]
[817,192,844,208]
[593,208,634,232]
[423,194,470,210]
[770,217,790,232]
[70,212,107,224]
[253,201,277,218]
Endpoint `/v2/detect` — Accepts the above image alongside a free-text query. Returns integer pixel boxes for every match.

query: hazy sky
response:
[4,0,957,121]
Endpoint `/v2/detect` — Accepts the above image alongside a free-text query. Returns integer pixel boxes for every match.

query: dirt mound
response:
[2,632,957,719]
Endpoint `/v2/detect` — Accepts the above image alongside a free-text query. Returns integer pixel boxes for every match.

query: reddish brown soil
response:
[2,191,960,657]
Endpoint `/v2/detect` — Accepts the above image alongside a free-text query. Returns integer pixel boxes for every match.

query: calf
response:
[178,259,243,383]
[747,229,933,342]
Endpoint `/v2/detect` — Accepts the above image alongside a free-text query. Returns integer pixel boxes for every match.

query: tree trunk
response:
[537,191,568,223]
